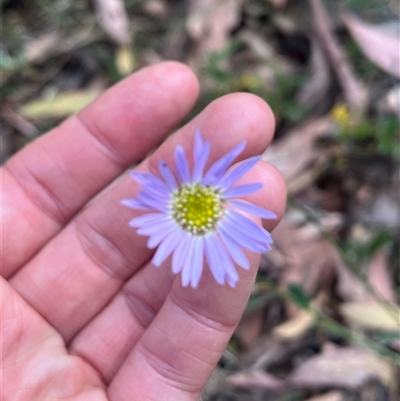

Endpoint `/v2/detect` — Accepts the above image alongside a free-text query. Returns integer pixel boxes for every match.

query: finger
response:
[11,93,276,343]
[0,277,105,399]
[2,62,199,278]
[69,161,284,383]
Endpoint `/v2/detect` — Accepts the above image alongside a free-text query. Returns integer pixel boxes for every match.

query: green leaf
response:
[378,331,400,344]
[287,284,310,309]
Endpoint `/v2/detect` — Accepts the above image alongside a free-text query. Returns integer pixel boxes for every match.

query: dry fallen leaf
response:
[304,391,343,401]
[341,301,400,331]
[94,0,131,45]
[262,118,336,195]
[24,30,100,64]
[186,0,243,51]
[20,90,102,119]
[226,371,284,391]
[297,38,332,113]
[367,251,397,304]
[288,345,392,389]
[115,45,136,76]
[235,309,265,348]
[309,0,368,112]
[343,13,400,79]
[1,105,37,137]
[273,309,315,341]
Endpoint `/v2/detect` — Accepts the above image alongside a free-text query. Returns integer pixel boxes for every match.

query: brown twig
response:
[309,0,368,114]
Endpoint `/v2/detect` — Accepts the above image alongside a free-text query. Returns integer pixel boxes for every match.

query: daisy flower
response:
[121,129,276,288]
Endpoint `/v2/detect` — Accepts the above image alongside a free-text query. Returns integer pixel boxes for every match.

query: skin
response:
[1,62,287,401]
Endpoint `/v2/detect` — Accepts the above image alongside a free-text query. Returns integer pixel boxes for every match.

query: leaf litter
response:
[2,0,400,400]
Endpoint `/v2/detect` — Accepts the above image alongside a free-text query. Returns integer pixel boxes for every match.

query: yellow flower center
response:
[170,184,224,235]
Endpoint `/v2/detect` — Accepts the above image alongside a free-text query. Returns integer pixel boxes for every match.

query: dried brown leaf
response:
[341,301,400,331]
[309,0,368,112]
[115,45,136,76]
[288,345,392,389]
[24,30,100,64]
[262,118,336,195]
[368,251,396,304]
[343,13,400,79]
[235,309,265,348]
[186,0,243,51]
[273,309,314,341]
[142,0,168,19]
[20,90,102,119]
[94,0,130,45]
[227,371,284,391]
[305,391,343,401]
[1,106,37,137]
[297,38,332,113]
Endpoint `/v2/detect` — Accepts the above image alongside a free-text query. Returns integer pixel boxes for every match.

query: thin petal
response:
[158,160,178,190]
[190,237,204,288]
[147,223,177,249]
[136,192,169,212]
[193,128,204,160]
[219,156,260,190]
[128,213,169,228]
[226,210,273,245]
[192,141,211,183]
[212,235,239,285]
[219,230,250,270]
[152,229,185,267]
[202,141,246,185]
[229,200,278,219]
[175,145,191,183]
[181,238,196,287]
[223,183,263,198]
[218,221,268,253]
[204,234,225,285]
[172,232,191,274]
[120,199,150,210]
[227,275,237,288]
[130,171,168,194]
[137,218,175,236]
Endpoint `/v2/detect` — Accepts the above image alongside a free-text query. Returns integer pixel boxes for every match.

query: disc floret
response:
[170,184,224,235]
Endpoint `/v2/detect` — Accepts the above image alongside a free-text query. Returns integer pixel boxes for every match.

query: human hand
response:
[1,62,286,401]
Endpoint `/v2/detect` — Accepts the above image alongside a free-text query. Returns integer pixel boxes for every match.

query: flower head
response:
[121,129,276,288]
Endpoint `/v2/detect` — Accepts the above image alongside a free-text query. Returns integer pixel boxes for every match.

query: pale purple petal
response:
[226,210,273,245]
[130,171,168,194]
[146,223,177,248]
[172,232,191,274]
[181,238,196,287]
[129,213,169,228]
[218,221,268,253]
[204,234,225,285]
[192,141,211,183]
[175,145,191,183]
[152,229,185,267]
[137,218,175,236]
[136,192,169,212]
[190,237,204,288]
[212,235,239,285]
[219,230,250,270]
[223,183,263,198]
[227,276,237,288]
[229,200,278,219]
[218,156,260,190]
[202,141,246,185]
[193,128,204,159]
[120,199,150,210]
[158,160,178,190]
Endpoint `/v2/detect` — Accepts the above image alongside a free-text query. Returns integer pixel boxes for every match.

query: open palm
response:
[1,62,286,401]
